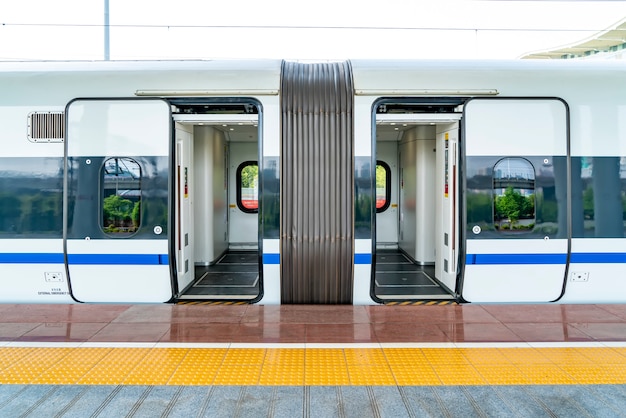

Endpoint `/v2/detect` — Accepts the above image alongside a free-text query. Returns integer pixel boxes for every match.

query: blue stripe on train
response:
[570,252,626,263]
[465,253,567,265]
[67,254,169,265]
[0,253,65,264]
[466,252,626,265]
[263,253,280,264]
[0,253,170,265]
[3,252,626,265]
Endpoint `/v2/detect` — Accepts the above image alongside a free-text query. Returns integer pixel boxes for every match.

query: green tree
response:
[467,192,492,225]
[241,165,258,188]
[103,194,134,228]
[376,165,386,189]
[495,187,534,226]
[131,201,141,228]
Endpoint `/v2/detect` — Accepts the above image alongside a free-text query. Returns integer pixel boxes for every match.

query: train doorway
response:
[172,101,261,301]
[373,102,461,301]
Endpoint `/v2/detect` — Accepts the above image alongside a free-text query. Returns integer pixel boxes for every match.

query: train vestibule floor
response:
[179,250,260,300]
[374,249,455,301]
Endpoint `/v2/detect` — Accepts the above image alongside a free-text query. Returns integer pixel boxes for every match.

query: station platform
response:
[0,302,625,416]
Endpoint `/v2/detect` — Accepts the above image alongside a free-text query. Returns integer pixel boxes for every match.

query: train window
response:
[376,161,391,213]
[101,157,141,236]
[574,156,626,238]
[0,158,63,237]
[237,161,258,213]
[493,158,536,233]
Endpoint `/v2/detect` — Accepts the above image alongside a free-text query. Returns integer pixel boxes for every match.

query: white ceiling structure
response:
[522,17,626,59]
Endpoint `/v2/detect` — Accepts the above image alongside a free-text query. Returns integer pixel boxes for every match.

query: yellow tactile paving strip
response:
[0,345,625,386]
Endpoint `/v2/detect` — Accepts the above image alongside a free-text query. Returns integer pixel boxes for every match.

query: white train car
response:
[0,60,282,304]
[0,59,625,304]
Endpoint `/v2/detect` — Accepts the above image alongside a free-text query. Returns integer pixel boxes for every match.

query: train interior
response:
[374,103,462,301]
[171,101,261,301]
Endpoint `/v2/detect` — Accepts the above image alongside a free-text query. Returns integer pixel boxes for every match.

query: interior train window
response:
[376,161,391,213]
[101,157,141,236]
[237,161,258,213]
[493,158,536,232]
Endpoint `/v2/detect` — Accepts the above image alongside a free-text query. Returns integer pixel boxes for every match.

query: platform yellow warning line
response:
[0,345,624,386]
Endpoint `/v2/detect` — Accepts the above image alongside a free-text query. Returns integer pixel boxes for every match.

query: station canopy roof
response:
[522,17,626,59]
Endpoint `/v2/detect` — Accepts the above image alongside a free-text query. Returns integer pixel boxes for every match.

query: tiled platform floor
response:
[1,303,625,343]
[1,303,626,416]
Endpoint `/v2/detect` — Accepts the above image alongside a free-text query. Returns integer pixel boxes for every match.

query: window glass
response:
[237,161,258,212]
[102,157,141,236]
[376,161,391,213]
[573,156,626,238]
[0,158,63,237]
[493,158,535,232]
[355,157,373,237]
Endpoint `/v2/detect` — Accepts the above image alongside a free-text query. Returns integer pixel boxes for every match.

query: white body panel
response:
[561,239,626,303]
[0,107,65,157]
[463,264,566,303]
[67,240,172,303]
[463,239,567,302]
[0,240,71,303]
[354,96,374,158]
[67,100,170,157]
[259,238,280,304]
[464,99,567,157]
[353,239,373,305]
[2,59,626,304]
[261,96,281,157]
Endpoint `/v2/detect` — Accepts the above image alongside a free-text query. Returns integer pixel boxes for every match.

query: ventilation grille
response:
[28,112,65,142]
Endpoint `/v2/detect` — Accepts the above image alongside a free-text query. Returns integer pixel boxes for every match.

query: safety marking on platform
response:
[0,343,625,386]
[178,300,459,306]
[384,300,457,306]
[176,301,250,305]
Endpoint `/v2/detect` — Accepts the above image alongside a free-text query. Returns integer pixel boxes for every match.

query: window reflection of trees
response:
[102,158,141,236]
[493,158,536,232]
[237,162,259,212]
[375,161,391,212]
[576,156,626,238]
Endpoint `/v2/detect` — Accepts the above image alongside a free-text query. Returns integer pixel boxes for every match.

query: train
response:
[1,58,625,304]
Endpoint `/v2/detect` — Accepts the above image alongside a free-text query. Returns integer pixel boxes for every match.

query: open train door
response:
[65,99,173,303]
[461,98,569,302]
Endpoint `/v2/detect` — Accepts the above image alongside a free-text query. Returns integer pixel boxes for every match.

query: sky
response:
[1,0,626,61]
